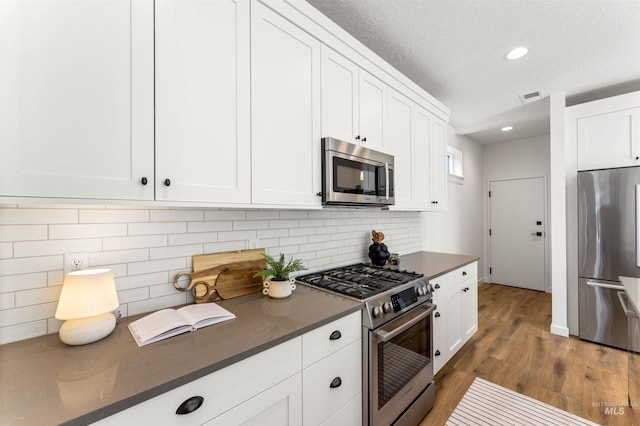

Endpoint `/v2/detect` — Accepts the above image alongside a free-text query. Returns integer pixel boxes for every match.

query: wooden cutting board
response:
[174,248,266,303]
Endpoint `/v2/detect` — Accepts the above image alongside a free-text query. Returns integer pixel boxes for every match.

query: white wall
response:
[483,134,551,291]
[0,206,422,344]
[422,127,485,278]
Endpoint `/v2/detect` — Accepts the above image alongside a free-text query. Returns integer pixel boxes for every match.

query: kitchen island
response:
[0,251,479,425]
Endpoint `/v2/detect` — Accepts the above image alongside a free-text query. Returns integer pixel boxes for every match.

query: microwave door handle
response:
[385,163,390,199]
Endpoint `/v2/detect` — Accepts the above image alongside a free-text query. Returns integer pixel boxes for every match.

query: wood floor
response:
[421,283,630,426]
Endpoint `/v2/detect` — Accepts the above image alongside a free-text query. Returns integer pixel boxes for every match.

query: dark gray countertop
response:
[0,250,477,425]
[398,251,479,278]
[0,285,361,426]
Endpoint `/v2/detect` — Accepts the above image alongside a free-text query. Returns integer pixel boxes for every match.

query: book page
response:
[177,303,236,329]
[128,309,193,347]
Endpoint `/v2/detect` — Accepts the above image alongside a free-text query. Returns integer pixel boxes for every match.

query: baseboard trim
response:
[550,324,569,337]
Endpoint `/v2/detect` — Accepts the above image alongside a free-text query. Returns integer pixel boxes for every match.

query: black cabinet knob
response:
[355,135,360,140]
[330,377,342,388]
[434,312,440,318]
[329,330,342,340]
[176,396,204,415]
[435,350,441,356]
[141,177,148,185]
[636,156,639,160]
[164,178,171,187]
[362,137,367,142]
[462,271,467,276]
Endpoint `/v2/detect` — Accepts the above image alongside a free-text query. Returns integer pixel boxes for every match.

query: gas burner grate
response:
[297,263,424,300]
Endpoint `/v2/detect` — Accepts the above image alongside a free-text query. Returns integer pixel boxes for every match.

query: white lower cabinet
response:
[431,261,478,375]
[92,311,361,425]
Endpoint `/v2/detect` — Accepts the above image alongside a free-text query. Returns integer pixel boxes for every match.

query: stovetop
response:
[297,263,433,329]
[296,263,423,300]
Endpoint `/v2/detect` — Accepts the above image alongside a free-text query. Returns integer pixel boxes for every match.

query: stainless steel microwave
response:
[321,137,394,207]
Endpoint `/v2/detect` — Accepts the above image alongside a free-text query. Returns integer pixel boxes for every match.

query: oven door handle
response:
[373,303,436,343]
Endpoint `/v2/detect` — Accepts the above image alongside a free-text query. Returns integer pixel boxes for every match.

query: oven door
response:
[369,301,436,426]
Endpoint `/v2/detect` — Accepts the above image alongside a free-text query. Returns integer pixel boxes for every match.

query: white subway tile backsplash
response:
[0,225,48,242]
[0,243,11,259]
[80,209,149,223]
[0,208,77,225]
[103,235,167,251]
[15,286,62,307]
[49,223,127,239]
[0,206,421,345]
[13,239,102,258]
[150,209,203,222]
[89,249,149,267]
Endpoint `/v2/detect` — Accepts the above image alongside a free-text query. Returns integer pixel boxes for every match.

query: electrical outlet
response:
[64,252,89,275]
[249,239,260,249]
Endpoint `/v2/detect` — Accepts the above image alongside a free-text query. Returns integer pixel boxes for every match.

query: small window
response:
[447,146,463,183]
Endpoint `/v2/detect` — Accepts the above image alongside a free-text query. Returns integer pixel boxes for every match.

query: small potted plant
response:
[254,253,306,299]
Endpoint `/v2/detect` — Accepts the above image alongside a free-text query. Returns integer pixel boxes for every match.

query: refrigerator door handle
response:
[617,291,638,318]
[587,280,625,290]
[637,184,640,268]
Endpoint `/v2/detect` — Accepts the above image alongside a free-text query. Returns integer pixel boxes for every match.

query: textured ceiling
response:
[305,0,640,144]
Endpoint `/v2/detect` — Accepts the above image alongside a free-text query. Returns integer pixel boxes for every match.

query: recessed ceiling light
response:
[505,47,528,60]
[501,126,513,132]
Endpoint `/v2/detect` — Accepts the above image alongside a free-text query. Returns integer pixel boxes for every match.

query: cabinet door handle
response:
[329,330,342,340]
[355,135,360,140]
[176,396,204,415]
[434,283,440,289]
[435,350,441,356]
[362,137,367,142]
[330,377,342,388]
[434,312,440,317]
[164,178,171,187]
[141,177,148,185]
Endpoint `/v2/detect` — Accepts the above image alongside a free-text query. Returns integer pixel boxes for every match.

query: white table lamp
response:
[55,269,120,345]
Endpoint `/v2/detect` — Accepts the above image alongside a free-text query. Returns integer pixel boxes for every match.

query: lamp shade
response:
[55,269,119,320]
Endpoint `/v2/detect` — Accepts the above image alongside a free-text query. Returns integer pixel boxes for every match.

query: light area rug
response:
[446,377,599,426]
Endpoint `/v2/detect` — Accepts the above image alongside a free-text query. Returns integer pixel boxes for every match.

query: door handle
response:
[530,232,543,237]
[586,280,624,291]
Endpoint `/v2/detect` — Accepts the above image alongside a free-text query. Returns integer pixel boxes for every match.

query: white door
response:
[251,2,321,206]
[489,177,546,291]
[155,0,250,203]
[0,0,154,200]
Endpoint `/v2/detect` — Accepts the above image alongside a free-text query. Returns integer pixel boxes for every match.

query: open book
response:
[128,303,235,347]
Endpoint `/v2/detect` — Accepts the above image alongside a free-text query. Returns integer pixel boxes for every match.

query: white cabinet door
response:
[358,70,387,151]
[155,0,250,203]
[0,0,154,200]
[577,107,640,170]
[429,118,448,210]
[205,373,302,426]
[386,88,413,208]
[251,2,321,206]
[412,106,432,209]
[321,46,359,144]
[444,283,463,359]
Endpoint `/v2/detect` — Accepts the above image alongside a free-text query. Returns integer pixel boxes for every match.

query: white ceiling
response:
[305,0,640,144]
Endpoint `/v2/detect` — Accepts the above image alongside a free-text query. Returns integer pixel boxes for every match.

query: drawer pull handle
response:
[435,350,441,356]
[434,283,440,289]
[176,396,204,415]
[329,330,342,340]
[330,377,342,388]
[434,312,440,318]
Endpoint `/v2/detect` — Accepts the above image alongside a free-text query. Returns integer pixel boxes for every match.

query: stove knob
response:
[382,302,393,313]
[416,286,426,297]
[372,305,384,319]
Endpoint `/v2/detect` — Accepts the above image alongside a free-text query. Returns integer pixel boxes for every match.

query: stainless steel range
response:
[297,264,436,426]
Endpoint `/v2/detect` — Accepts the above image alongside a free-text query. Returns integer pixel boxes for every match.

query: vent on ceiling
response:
[519,90,544,104]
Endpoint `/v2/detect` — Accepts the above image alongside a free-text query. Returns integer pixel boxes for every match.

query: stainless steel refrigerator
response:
[578,166,640,350]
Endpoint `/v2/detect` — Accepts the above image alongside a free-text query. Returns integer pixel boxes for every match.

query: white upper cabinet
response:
[0,0,154,200]
[386,87,448,211]
[569,91,640,171]
[155,0,250,203]
[429,118,448,210]
[320,46,387,151]
[251,1,321,206]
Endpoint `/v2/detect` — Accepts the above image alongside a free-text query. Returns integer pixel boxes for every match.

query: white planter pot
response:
[262,278,296,299]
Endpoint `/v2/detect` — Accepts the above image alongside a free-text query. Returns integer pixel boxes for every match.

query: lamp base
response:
[59,312,116,346]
